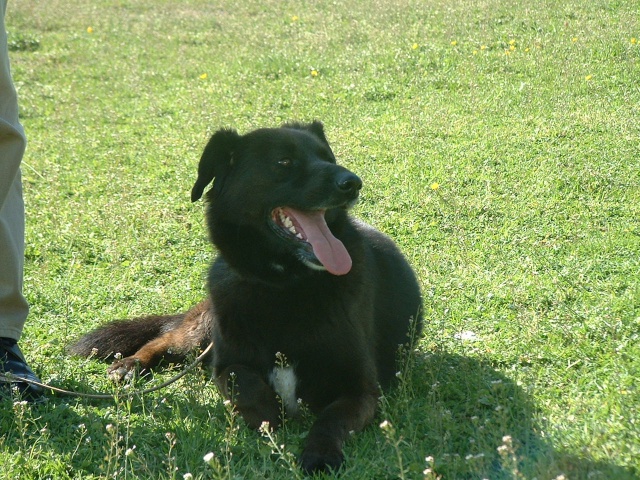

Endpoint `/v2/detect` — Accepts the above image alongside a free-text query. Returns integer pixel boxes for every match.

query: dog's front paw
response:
[300,444,344,475]
[107,357,139,382]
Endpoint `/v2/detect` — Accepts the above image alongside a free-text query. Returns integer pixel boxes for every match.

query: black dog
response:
[70,121,422,474]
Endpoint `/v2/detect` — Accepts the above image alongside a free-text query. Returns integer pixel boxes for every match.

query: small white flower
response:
[105,424,115,433]
[425,456,434,463]
[454,330,481,342]
[259,421,271,433]
[183,474,193,480]
[203,452,215,464]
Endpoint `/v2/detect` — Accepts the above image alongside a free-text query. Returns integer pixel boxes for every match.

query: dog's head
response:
[191,121,362,277]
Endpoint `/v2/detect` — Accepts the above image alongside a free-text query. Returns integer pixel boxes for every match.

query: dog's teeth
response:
[279,212,295,231]
[276,210,301,238]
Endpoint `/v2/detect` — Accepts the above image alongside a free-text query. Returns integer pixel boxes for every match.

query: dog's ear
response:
[304,120,329,145]
[283,120,330,146]
[191,129,240,202]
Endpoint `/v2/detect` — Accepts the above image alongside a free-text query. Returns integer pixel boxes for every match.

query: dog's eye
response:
[277,158,292,167]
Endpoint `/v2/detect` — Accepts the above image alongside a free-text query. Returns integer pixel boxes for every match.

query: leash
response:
[0,341,214,400]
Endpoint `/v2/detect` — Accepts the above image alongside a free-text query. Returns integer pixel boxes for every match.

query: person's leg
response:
[0,172,28,340]
[0,0,43,399]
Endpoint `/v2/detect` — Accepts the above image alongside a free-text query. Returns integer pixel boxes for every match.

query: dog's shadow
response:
[363,350,636,480]
[2,350,635,479]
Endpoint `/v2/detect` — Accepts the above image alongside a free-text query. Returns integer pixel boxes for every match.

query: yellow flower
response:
[585,74,593,81]
[525,47,530,52]
[631,38,637,44]
[450,40,457,46]
[430,182,440,191]
[412,43,419,50]
[572,37,578,42]
[508,39,516,45]
[87,26,94,34]
[473,50,478,55]
[509,45,516,51]
[199,73,208,80]
[310,69,319,77]
[480,45,487,50]
[291,15,299,22]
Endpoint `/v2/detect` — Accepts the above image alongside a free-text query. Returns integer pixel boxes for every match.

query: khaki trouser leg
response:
[0,0,29,341]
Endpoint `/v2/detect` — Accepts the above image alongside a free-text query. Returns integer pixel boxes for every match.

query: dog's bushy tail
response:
[68,314,186,360]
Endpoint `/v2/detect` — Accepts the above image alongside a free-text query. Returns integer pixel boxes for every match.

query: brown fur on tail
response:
[68,299,212,378]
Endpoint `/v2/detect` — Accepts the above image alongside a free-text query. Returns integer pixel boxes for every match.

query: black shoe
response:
[0,337,45,401]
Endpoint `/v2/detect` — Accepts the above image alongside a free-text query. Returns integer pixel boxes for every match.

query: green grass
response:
[2,0,638,478]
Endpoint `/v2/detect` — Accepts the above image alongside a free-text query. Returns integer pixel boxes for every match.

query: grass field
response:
[2,0,638,478]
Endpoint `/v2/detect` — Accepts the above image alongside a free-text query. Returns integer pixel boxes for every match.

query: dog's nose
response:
[336,172,362,194]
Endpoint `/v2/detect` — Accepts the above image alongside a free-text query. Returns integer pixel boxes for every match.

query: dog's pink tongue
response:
[288,208,352,275]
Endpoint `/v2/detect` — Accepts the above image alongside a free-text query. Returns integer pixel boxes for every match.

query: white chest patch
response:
[268,366,299,415]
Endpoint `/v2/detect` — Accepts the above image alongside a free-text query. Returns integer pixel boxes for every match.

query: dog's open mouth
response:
[271,207,352,276]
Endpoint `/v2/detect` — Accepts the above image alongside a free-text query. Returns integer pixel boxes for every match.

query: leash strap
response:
[0,341,214,400]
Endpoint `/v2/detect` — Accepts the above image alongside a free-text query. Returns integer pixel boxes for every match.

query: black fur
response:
[70,121,422,474]
[69,314,186,359]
